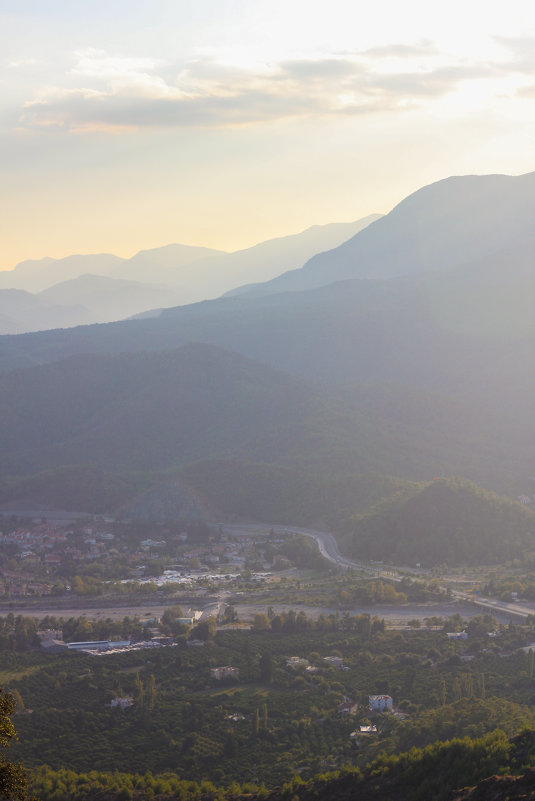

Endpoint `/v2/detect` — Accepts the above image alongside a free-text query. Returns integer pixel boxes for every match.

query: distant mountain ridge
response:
[233,171,535,296]
[0,215,380,333]
[0,170,533,526]
[0,342,531,495]
[0,274,191,334]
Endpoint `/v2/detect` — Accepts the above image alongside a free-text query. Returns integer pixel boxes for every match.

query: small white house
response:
[369,694,393,712]
[286,656,309,669]
[211,666,239,680]
[110,697,133,709]
[446,631,468,640]
[323,656,344,668]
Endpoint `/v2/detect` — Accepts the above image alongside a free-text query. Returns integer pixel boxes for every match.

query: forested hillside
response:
[343,477,535,566]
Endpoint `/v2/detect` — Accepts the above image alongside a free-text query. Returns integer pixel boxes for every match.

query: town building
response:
[369,694,393,712]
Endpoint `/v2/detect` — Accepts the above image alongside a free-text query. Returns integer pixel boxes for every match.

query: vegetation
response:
[343,477,535,566]
[0,688,32,801]
[25,730,535,801]
[0,467,151,515]
[1,619,534,787]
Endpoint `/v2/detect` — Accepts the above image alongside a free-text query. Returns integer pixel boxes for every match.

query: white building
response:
[286,656,309,669]
[323,656,344,668]
[369,694,393,712]
[110,697,134,709]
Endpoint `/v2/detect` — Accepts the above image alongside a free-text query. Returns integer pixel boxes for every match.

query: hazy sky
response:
[1,0,535,268]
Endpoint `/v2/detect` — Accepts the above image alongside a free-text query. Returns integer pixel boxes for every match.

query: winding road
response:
[223,522,535,622]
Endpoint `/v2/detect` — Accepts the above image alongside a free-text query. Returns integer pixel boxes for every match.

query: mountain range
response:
[0,216,380,334]
[0,170,533,561]
[234,171,535,296]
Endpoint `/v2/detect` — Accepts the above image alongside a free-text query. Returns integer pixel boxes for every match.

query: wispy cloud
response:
[493,36,535,72]
[16,42,527,132]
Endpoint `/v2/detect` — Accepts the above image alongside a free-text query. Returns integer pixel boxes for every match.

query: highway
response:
[223,522,535,622]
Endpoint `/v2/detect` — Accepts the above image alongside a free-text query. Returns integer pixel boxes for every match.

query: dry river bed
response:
[0,599,511,625]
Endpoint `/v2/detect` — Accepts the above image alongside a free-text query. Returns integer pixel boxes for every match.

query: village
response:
[0,515,289,599]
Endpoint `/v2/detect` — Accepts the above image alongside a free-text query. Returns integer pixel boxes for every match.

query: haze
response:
[2,0,535,268]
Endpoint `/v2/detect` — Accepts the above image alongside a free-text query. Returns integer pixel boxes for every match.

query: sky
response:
[1,0,535,269]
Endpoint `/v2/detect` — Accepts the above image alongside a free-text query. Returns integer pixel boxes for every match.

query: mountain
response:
[0,172,531,390]
[0,217,380,330]
[0,253,125,292]
[38,274,188,324]
[0,216,379,300]
[0,343,325,475]
[113,243,226,284]
[121,215,381,305]
[0,466,150,515]
[0,288,94,334]
[0,172,532,500]
[213,216,382,297]
[0,341,532,499]
[342,477,535,566]
[0,247,223,294]
[180,460,418,528]
[0,276,188,334]
[0,260,532,493]
[234,171,535,296]
[0,274,202,334]
[2,255,531,424]
[113,219,383,294]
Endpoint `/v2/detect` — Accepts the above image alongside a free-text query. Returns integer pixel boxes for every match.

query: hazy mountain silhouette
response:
[0,253,125,292]
[113,219,383,292]
[0,342,531,493]
[0,288,94,334]
[0,217,380,330]
[232,172,535,296]
[0,172,532,499]
[0,275,191,334]
[38,274,189,324]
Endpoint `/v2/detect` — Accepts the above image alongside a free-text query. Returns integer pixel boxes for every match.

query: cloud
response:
[16,43,520,132]
[363,40,437,58]
[493,36,535,73]
[517,84,535,98]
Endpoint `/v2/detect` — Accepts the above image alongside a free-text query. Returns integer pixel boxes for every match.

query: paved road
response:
[223,523,535,622]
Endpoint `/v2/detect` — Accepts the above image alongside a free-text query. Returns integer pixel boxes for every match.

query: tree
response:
[223,605,238,625]
[0,689,32,801]
[191,616,217,641]
[253,614,270,632]
[259,653,273,684]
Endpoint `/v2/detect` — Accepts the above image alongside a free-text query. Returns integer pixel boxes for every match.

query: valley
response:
[0,169,533,801]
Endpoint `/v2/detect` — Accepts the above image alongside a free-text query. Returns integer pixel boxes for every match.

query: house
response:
[359,725,377,734]
[225,712,245,722]
[210,666,239,680]
[369,694,393,712]
[110,697,134,709]
[349,725,377,746]
[286,656,309,669]
[446,631,468,640]
[323,656,344,668]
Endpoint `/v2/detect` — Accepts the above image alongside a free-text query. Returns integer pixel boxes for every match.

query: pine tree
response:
[134,674,144,707]
[146,675,156,711]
